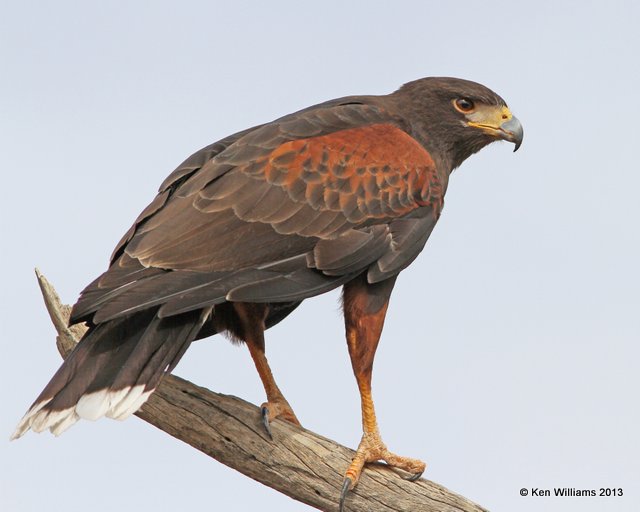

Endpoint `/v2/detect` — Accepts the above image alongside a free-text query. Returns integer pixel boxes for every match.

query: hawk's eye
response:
[454,98,475,113]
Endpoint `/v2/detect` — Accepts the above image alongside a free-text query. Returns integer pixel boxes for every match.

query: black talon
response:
[261,406,272,439]
[406,470,423,482]
[339,477,352,512]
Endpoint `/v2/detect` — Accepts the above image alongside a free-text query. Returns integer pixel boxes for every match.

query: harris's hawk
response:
[13,77,523,507]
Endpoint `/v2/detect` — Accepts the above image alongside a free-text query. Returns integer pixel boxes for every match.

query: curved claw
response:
[339,477,353,512]
[406,470,423,482]
[261,406,272,439]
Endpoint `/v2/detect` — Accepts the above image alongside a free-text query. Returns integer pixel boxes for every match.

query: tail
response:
[12,307,210,439]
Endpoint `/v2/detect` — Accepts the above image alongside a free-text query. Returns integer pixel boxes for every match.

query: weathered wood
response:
[35,269,488,512]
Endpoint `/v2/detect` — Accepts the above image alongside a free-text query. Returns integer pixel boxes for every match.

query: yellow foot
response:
[260,397,300,439]
[339,431,426,511]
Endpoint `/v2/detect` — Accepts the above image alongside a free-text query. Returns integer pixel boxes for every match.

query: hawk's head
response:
[395,77,523,169]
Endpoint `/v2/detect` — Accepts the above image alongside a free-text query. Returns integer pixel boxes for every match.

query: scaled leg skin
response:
[340,274,426,510]
[233,303,301,438]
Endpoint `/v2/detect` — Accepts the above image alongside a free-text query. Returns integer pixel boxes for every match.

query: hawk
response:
[13,77,523,508]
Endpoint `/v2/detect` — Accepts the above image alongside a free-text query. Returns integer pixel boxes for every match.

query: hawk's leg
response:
[340,275,426,510]
[234,303,301,438]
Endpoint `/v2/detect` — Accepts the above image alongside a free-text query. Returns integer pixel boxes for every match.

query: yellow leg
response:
[234,303,300,436]
[340,275,425,509]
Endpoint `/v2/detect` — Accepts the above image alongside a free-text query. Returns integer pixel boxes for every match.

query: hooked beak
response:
[467,106,524,152]
[498,116,523,152]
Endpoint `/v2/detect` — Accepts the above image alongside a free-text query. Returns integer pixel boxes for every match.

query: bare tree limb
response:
[35,269,488,512]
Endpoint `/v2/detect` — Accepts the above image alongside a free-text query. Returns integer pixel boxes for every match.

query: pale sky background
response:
[1,2,639,511]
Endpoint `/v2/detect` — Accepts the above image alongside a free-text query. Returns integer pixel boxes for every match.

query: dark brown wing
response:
[72,101,444,324]
[109,125,262,263]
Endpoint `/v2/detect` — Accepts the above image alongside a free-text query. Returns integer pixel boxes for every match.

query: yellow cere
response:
[467,105,513,131]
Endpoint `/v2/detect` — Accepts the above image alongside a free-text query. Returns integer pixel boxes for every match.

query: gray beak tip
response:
[500,115,524,153]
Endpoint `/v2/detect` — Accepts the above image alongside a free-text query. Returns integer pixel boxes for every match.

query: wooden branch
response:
[35,269,488,512]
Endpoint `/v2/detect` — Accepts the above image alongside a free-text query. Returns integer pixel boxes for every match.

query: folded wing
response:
[72,101,444,325]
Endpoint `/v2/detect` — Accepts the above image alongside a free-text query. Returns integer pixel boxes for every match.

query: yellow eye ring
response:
[454,98,475,113]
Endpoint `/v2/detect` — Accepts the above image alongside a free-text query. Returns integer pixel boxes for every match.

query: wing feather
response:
[75,101,445,324]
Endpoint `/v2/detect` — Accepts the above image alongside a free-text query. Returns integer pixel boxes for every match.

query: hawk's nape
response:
[13,77,522,508]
